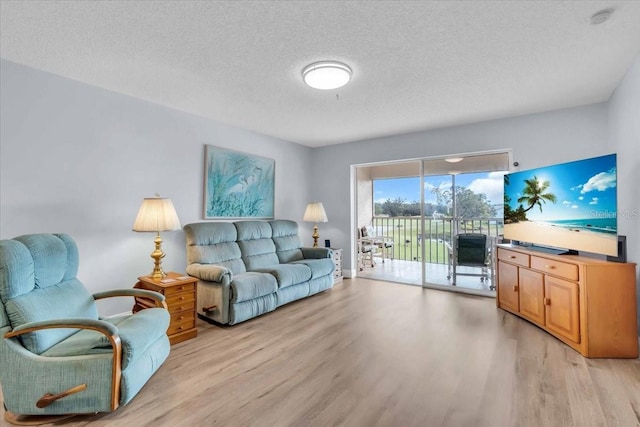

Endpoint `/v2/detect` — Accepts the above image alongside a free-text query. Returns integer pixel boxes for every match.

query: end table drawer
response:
[168,314,195,335]
[166,292,195,306]
[135,272,198,345]
[164,282,195,296]
[166,297,195,313]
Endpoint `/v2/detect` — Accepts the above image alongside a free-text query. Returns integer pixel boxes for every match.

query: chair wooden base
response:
[4,411,82,426]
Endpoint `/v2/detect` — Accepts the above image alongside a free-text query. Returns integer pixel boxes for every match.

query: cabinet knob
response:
[545,265,555,269]
[513,285,518,292]
[509,255,516,259]
[544,298,551,305]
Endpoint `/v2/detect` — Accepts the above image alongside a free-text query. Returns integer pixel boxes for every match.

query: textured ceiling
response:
[2,1,640,147]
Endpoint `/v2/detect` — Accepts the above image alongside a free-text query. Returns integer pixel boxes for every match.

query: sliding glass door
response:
[355,161,422,285]
[421,153,509,295]
[355,151,509,297]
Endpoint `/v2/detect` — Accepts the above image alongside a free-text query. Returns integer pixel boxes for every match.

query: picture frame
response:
[203,145,275,219]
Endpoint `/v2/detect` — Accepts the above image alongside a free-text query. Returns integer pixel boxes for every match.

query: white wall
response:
[356,167,373,228]
[3,56,635,320]
[0,59,313,315]
[608,53,640,330]
[313,103,611,275]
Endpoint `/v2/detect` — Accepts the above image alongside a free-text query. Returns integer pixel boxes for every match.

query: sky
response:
[374,171,507,206]
[504,154,616,221]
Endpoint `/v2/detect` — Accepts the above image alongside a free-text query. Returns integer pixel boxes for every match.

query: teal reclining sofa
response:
[184,220,335,325]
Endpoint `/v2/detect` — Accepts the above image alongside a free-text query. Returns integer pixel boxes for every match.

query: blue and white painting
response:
[204,145,275,219]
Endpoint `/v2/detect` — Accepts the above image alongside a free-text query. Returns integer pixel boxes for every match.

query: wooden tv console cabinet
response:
[496,244,638,358]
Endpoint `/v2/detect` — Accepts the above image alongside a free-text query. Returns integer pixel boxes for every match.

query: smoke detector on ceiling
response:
[590,9,614,25]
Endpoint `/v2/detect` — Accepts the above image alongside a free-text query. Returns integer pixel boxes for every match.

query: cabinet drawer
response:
[498,249,529,267]
[531,256,579,281]
[168,314,195,336]
[166,293,196,311]
[163,282,195,296]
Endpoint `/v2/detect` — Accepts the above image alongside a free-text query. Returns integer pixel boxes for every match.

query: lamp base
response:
[312,224,319,248]
[149,232,167,280]
[149,266,167,281]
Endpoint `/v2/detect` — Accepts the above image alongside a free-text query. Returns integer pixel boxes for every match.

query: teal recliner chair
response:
[0,234,171,424]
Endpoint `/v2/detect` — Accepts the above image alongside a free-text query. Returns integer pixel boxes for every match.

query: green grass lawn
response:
[372,216,503,264]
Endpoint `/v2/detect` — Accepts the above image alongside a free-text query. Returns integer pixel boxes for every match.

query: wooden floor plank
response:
[2,278,639,427]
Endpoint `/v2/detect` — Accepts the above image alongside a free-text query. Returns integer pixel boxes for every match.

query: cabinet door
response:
[544,276,580,343]
[518,269,545,325]
[497,261,519,313]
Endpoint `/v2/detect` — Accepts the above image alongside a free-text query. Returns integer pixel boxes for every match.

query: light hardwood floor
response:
[3,278,640,427]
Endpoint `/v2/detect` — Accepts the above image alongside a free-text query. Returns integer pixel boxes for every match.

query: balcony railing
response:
[371,216,503,265]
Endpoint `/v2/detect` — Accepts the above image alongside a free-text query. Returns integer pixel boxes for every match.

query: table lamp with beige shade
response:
[132,195,181,280]
[303,202,328,248]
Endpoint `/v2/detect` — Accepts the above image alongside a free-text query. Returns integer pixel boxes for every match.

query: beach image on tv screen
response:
[504,154,617,256]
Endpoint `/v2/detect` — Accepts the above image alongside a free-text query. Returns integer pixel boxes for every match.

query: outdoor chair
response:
[447,233,495,290]
[357,227,377,270]
[360,225,394,264]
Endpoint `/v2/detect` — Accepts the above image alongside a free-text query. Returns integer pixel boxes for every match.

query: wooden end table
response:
[133,272,198,345]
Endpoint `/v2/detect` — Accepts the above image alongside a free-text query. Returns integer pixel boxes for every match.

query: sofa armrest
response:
[301,247,333,259]
[186,264,232,324]
[186,263,233,284]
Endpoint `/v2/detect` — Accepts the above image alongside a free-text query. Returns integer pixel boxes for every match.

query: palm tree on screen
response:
[517,176,557,214]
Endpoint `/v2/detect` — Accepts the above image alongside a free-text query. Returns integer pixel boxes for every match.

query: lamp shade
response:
[303,202,328,223]
[132,198,181,232]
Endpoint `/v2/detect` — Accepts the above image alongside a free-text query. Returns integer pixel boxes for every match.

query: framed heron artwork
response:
[203,145,275,219]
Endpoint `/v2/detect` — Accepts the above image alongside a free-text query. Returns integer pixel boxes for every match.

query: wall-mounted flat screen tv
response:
[504,154,617,256]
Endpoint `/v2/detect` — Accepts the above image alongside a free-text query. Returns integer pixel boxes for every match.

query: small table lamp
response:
[303,202,328,248]
[133,196,181,280]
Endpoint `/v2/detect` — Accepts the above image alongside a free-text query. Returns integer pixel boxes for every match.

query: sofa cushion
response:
[254,264,311,289]
[184,223,247,274]
[106,308,170,370]
[291,258,335,279]
[231,272,278,303]
[42,307,170,370]
[238,239,279,270]
[0,236,97,353]
[276,282,310,307]
[309,275,334,295]
[236,221,279,270]
[4,279,98,354]
[13,234,78,290]
[270,220,304,263]
[230,294,277,325]
[185,222,238,246]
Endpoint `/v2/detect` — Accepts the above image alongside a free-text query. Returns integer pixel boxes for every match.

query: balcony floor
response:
[356,257,496,297]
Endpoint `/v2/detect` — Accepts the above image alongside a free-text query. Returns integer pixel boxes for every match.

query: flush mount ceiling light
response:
[302,61,352,90]
[445,157,464,163]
